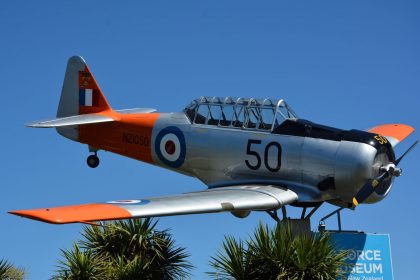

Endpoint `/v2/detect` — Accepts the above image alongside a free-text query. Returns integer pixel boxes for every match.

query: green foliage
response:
[53,243,106,280]
[209,222,348,280]
[53,218,192,280]
[289,231,348,279]
[107,256,150,280]
[80,218,159,260]
[208,236,253,280]
[0,259,25,280]
[0,259,12,279]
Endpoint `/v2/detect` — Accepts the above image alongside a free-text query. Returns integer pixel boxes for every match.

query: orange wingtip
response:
[369,124,414,142]
[9,203,132,224]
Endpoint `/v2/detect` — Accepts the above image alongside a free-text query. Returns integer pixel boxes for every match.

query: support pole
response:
[337,209,342,231]
[282,206,287,220]
[319,207,345,231]
[266,210,281,223]
[305,203,323,220]
[301,207,307,220]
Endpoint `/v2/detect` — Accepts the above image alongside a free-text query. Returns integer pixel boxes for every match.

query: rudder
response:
[56,56,112,140]
[57,56,111,118]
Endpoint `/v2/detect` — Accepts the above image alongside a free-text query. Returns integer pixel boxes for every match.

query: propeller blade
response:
[395,140,418,166]
[352,173,388,207]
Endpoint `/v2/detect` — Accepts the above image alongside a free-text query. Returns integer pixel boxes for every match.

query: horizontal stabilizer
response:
[26,113,115,128]
[115,108,157,114]
[9,185,298,224]
[369,124,415,147]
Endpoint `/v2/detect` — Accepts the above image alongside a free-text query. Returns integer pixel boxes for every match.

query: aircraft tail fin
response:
[55,56,113,140]
[57,56,112,118]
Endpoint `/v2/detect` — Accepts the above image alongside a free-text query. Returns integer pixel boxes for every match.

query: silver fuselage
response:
[150,113,394,207]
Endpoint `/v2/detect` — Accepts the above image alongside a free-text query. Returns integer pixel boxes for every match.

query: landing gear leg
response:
[87,152,100,168]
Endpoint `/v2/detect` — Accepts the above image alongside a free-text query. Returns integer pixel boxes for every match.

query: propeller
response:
[352,140,418,207]
[395,140,418,166]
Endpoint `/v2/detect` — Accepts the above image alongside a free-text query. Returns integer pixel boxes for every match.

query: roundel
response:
[155,126,186,168]
[106,199,150,205]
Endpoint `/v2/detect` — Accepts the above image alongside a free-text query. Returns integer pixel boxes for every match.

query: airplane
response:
[9,56,417,224]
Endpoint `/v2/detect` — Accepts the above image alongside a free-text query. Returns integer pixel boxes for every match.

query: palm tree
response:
[0,259,25,280]
[53,243,107,280]
[209,222,348,280]
[53,218,192,279]
[207,236,256,280]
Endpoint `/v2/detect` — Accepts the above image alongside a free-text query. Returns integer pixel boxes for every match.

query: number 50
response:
[245,139,282,172]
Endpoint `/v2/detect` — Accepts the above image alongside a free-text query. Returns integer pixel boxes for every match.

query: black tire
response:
[87,154,100,168]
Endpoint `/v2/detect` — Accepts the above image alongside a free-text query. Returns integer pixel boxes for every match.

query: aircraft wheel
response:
[87,154,100,168]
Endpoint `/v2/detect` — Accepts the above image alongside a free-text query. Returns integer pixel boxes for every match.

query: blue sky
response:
[1,1,419,279]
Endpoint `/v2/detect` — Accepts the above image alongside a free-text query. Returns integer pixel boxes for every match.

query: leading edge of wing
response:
[9,204,132,224]
[9,185,298,224]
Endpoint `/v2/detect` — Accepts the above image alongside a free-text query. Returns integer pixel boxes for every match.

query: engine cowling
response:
[334,134,395,205]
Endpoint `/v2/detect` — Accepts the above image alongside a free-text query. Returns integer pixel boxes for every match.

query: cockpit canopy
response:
[183,97,298,131]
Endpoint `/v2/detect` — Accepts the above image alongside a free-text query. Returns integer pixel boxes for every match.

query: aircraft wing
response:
[9,185,298,224]
[369,124,414,147]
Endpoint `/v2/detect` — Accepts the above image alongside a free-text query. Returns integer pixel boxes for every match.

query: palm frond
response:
[107,256,150,280]
[208,235,253,280]
[151,231,193,279]
[53,243,107,280]
[0,258,25,280]
[58,218,192,279]
[209,221,348,280]
[0,259,13,277]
